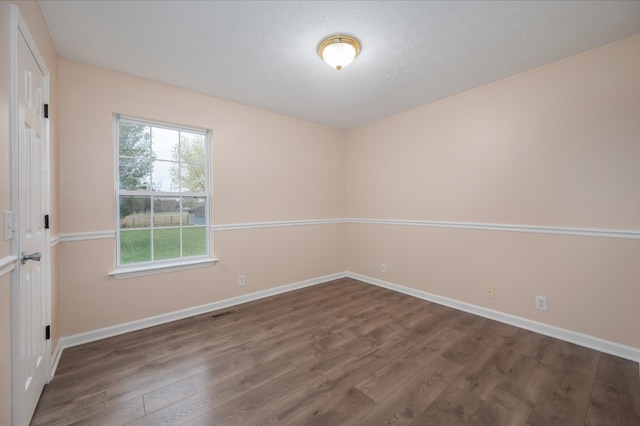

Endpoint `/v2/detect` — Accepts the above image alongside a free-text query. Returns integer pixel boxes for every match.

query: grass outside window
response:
[120,227,207,264]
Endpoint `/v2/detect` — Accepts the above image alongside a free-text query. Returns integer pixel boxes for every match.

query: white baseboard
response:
[53,269,638,381]
[347,272,640,363]
[50,340,63,380]
[59,271,348,350]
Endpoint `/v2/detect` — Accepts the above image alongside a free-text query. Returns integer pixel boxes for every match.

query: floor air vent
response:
[209,309,238,320]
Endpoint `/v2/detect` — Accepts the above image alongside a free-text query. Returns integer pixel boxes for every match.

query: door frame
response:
[10,5,52,425]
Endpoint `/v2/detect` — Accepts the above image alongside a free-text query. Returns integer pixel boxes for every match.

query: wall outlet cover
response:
[485,285,495,299]
[535,296,548,311]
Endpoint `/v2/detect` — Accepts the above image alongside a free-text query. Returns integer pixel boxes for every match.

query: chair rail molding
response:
[0,255,18,278]
[346,218,640,240]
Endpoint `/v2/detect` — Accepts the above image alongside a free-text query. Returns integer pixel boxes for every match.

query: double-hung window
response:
[115,115,210,271]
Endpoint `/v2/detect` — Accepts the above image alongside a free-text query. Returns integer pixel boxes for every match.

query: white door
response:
[16,23,48,426]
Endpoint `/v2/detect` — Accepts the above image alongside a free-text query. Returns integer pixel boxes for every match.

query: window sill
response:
[109,257,219,280]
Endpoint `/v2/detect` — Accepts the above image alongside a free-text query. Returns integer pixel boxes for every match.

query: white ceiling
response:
[39,1,640,129]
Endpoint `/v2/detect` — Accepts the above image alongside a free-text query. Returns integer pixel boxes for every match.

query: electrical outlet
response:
[485,285,495,299]
[381,263,387,273]
[239,275,246,286]
[535,296,548,311]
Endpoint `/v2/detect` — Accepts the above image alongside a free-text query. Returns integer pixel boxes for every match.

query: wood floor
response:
[32,278,640,425]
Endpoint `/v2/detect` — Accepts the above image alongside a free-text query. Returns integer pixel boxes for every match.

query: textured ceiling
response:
[39,1,640,129]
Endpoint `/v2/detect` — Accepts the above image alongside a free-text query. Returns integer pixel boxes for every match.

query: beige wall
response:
[58,59,346,336]
[0,1,59,424]
[346,34,640,348]
[58,34,640,349]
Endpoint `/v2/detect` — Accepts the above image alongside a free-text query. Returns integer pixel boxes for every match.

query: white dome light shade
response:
[322,43,356,70]
[318,35,361,71]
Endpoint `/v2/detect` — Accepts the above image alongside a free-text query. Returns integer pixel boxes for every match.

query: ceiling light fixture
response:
[318,35,361,71]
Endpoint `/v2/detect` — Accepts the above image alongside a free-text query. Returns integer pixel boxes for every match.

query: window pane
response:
[119,157,151,190]
[151,160,175,191]
[183,226,206,257]
[120,229,151,264]
[152,127,179,161]
[153,228,181,260]
[183,197,206,226]
[180,133,205,162]
[179,133,205,192]
[180,163,205,192]
[119,196,151,228]
[153,197,181,227]
[119,122,150,157]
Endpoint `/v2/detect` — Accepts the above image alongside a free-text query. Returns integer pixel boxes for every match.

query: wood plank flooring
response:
[31,278,640,425]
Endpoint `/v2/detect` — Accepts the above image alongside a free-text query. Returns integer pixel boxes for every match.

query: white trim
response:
[59,272,347,349]
[50,235,61,246]
[15,12,49,76]
[347,272,640,363]
[50,340,63,380]
[109,257,219,280]
[52,218,640,241]
[115,114,209,135]
[10,8,20,425]
[59,230,115,242]
[0,255,18,278]
[114,115,212,270]
[346,218,640,240]
[212,218,344,231]
[54,221,345,242]
[50,270,639,380]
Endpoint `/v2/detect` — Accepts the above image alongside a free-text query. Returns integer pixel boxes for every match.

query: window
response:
[115,115,210,270]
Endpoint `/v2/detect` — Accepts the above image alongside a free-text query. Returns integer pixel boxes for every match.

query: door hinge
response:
[44,214,49,229]
[44,104,49,119]
[45,325,50,340]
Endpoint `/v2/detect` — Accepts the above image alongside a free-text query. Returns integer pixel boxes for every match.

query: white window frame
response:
[110,115,216,279]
